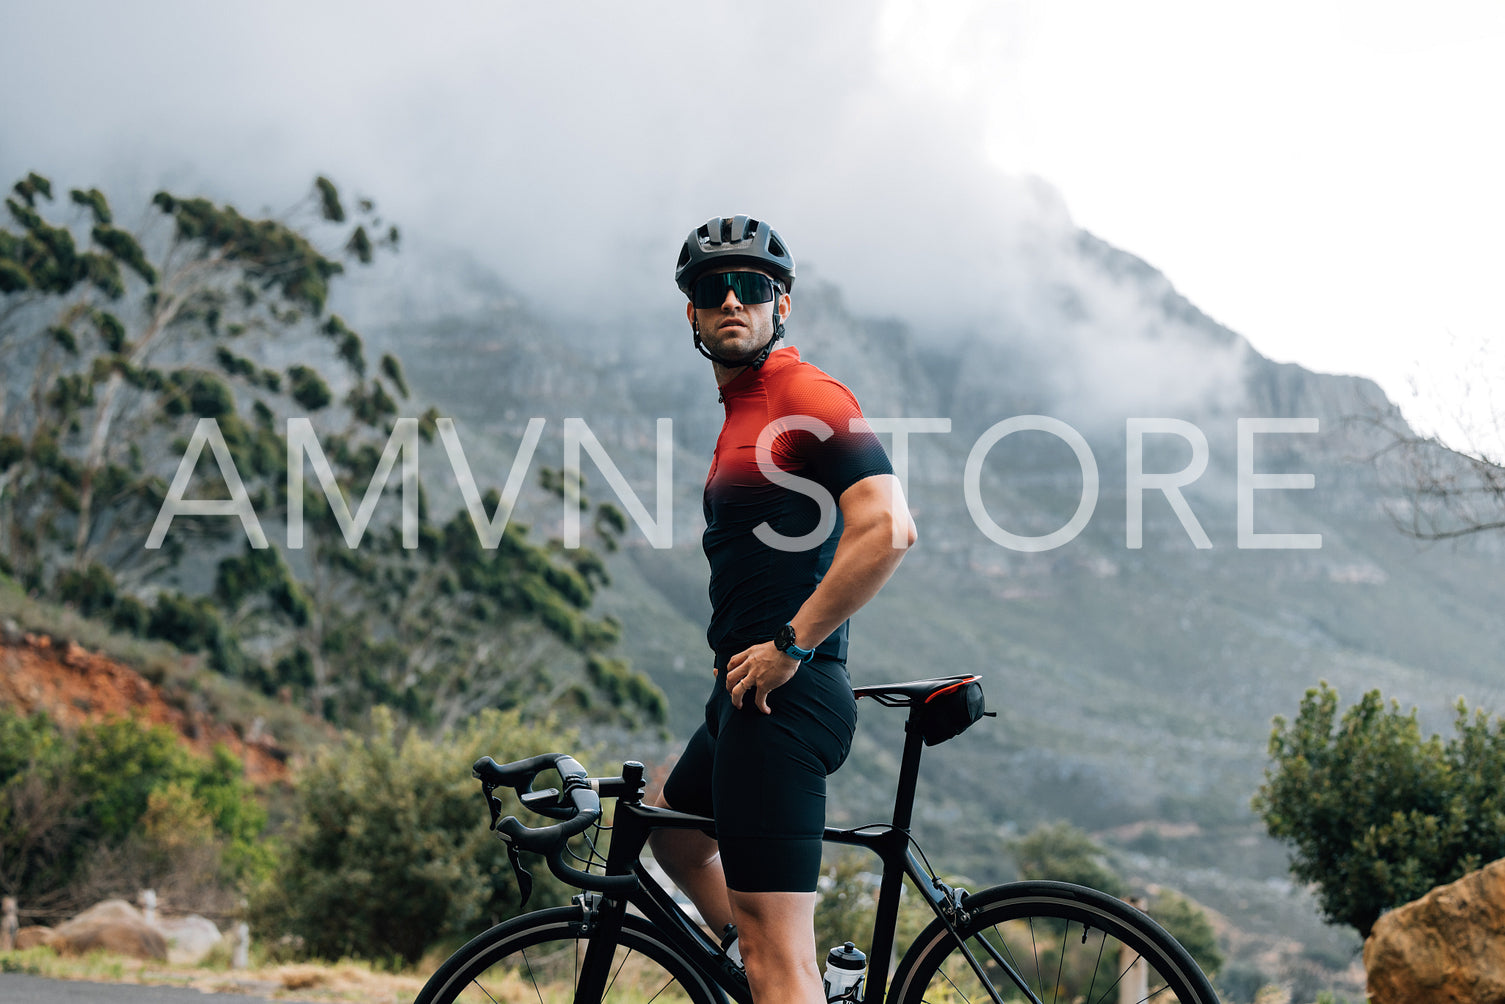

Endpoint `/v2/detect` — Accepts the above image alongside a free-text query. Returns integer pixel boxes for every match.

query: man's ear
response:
[686,301,696,325]
[777,291,792,323]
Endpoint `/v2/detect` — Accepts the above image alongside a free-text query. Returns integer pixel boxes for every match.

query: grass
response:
[0,947,430,1003]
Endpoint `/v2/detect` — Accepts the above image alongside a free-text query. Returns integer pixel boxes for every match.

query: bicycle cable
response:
[566,818,611,874]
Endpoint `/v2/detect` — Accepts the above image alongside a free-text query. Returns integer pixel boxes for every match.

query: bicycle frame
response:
[569,716,1030,1004]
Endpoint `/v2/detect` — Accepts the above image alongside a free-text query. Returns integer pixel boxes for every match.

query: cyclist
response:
[652,216,916,1004]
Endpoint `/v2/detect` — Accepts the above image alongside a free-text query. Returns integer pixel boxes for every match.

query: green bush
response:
[0,708,269,909]
[247,707,586,964]
[1150,889,1223,981]
[1010,822,1127,897]
[1254,681,1505,937]
[1010,822,1222,978]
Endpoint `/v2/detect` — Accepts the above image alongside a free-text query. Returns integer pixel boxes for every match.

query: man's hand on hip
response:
[723,642,801,714]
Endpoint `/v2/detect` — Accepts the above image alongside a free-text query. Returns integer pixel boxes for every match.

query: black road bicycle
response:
[415,675,1220,1004]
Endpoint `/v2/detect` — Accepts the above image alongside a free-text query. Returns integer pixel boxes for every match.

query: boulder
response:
[49,899,168,962]
[156,913,223,965]
[14,925,53,950]
[1365,858,1505,1004]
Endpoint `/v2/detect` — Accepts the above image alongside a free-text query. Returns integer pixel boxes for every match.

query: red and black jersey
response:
[703,346,894,665]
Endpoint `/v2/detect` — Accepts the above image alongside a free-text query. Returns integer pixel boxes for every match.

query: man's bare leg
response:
[647,793,734,934]
[727,888,825,1004]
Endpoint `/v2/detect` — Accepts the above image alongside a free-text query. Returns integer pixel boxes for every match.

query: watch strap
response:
[776,622,816,662]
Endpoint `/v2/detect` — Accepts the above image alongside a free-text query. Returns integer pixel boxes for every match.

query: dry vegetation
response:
[1,945,432,1002]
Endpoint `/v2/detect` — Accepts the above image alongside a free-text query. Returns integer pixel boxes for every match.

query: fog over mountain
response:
[2,5,1237,353]
[6,5,1503,994]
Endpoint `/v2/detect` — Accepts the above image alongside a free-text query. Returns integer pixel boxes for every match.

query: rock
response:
[49,898,168,962]
[157,913,223,965]
[14,926,53,950]
[1365,858,1505,1004]
[67,899,141,926]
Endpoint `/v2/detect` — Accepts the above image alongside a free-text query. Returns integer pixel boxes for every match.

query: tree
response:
[0,171,393,583]
[1373,416,1505,540]
[0,173,662,731]
[1359,351,1505,541]
[1253,681,1505,938]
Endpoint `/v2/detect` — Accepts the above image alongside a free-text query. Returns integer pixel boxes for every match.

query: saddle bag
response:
[916,678,989,746]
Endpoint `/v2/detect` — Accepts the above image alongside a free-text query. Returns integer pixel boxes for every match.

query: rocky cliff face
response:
[1365,858,1505,1004]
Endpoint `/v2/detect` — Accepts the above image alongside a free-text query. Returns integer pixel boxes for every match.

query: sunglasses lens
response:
[692,272,776,309]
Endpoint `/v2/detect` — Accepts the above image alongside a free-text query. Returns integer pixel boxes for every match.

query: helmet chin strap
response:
[691,293,787,370]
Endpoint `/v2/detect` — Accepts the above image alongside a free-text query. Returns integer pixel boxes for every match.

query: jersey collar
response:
[718,346,799,401]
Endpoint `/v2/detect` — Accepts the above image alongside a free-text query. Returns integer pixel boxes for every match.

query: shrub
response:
[1253,681,1505,937]
[0,709,268,912]
[247,707,585,964]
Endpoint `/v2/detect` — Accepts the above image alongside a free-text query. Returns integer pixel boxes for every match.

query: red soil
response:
[0,632,290,785]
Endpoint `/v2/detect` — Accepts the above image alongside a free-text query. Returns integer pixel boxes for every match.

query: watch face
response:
[775,623,796,652]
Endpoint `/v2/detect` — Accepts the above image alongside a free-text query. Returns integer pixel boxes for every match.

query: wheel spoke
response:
[523,945,544,1004]
[1050,923,1067,1004]
[891,884,1217,1004]
[415,910,718,1004]
[1083,927,1105,1004]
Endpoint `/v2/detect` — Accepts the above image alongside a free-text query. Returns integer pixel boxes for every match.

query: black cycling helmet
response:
[675,215,796,296]
[678,215,796,371]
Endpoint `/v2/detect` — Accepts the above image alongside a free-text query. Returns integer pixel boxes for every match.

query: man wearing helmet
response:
[652,216,916,1004]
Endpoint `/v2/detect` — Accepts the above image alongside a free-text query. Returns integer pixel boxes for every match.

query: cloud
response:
[1,0,1252,419]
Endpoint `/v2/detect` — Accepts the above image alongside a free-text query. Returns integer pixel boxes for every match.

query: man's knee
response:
[727,890,819,963]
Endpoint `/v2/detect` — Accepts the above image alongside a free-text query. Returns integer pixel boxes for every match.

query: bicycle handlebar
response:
[472,753,636,895]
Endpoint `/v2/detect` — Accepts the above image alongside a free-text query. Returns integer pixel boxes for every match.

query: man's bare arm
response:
[724,473,915,712]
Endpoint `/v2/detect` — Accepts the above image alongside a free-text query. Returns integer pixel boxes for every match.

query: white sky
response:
[2,0,1502,451]
[877,0,1505,449]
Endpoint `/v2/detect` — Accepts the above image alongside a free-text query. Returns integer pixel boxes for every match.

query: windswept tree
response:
[0,173,664,730]
[1360,346,1505,540]
[0,170,397,583]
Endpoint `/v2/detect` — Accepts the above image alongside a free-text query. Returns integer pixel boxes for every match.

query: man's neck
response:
[713,361,747,387]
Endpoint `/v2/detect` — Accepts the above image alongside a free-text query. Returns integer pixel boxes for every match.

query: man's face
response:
[686,266,791,365]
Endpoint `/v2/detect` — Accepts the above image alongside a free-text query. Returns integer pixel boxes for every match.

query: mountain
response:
[356,225,1500,993]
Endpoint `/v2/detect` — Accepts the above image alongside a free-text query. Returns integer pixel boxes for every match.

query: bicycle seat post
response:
[890,710,928,831]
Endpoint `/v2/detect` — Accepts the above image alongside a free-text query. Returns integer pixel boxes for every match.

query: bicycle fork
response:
[572,893,629,1004]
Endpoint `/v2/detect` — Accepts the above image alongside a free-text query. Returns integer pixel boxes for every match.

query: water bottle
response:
[720,923,743,969]
[823,941,866,1002]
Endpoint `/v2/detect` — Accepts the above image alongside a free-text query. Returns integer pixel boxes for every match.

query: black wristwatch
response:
[774,622,816,662]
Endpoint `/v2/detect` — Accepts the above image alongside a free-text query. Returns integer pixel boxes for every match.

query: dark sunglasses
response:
[691,271,782,309]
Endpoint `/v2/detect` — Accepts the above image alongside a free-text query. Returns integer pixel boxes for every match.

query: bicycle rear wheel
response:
[889,881,1219,1004]
[415,906,726,1004]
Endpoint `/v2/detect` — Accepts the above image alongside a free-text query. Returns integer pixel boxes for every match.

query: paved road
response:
[0,973,285,1003]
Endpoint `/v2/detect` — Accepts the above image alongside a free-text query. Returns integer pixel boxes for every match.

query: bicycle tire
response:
[415,906,728,1004]
[889,881,1219,1004]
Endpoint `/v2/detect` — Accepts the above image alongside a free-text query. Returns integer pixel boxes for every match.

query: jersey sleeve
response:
[771,368,894,499]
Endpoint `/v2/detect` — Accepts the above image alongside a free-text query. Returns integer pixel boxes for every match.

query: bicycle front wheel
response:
[889,881,1219,1004]
[415,906,727,1004]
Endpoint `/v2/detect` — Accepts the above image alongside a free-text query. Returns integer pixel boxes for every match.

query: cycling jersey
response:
[664,345,894,892]
[702,346,894,666]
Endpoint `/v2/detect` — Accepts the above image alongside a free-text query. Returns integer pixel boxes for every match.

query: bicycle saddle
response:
[853,674,979,708]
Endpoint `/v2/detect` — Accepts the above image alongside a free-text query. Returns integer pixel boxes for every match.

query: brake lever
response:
[480,782,504,831]
[506,840,534,907]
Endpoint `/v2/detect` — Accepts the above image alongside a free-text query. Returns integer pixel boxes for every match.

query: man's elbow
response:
[890,510,918,553]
